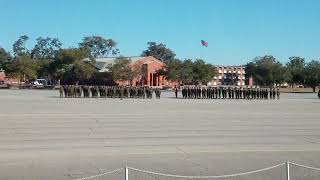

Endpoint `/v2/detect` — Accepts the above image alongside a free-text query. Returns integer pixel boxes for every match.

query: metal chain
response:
[74,168,123,180]
[289,162,320,171]
[127,163,285,178]
[74,162,320,180]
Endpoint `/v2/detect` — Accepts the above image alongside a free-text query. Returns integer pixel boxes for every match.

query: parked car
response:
[32,79,47,86]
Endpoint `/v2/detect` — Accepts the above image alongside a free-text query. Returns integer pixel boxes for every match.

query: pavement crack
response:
[89,161,102,174]
[175,146,209,172]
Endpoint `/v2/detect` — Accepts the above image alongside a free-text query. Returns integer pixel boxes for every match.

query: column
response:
[150,73,153,86]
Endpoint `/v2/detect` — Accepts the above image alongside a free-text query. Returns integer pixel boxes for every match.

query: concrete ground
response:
[0,90,319,180]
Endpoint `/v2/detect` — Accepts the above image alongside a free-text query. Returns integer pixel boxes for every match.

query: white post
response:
[286,162,290,180]
[125,166,128,180]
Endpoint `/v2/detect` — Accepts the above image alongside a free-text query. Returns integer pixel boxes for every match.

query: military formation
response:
[180,86,280,100]
[59,85,161,99]
[59,85,283,100]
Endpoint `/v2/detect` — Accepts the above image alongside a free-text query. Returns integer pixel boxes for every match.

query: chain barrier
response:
[74,162,320,180]
[75,168,123,180]
[127,163,285,178]
[289,162,320,171]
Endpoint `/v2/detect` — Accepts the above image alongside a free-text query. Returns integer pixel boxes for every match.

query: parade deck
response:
[0,90,319,179]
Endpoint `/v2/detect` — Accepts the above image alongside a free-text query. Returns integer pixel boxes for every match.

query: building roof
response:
[93,56,164,72]
[217,65,244,68]
[93,56,146,63]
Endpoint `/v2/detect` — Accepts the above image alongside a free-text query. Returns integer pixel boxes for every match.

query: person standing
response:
[272,88,276,99]
[187,87,191,99]
[174,86,178,98]
[269,88,273,99]
[202,87,206,99]
[59,86,64,98]
[155,88,158,99]
[120,86,124,100]
[150,87,153,99]
[157,88,161,99]
[214,87,218,99]
[181,86,185,98]
[276,88,280,100]
[142,87,146,99]
[231,87,235,99]
[227,87,231,99]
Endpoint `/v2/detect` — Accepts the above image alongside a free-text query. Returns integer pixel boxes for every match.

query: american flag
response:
[201,40,208,47]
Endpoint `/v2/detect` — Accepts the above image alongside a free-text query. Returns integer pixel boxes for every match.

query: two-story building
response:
[209,66,246,86]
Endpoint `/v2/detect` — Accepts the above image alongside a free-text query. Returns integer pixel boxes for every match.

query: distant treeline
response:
[0,35,319,91]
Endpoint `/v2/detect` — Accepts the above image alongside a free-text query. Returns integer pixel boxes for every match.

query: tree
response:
[13,35,30,57]
[244,62,255,85]
[164,59,193,84]
[164,59,183,82]
[141,42,176,63]
[131,62,148,86]
[304,60,320,92]
[53,48,96,85]
[31,37,62,60]
[164,59,217,85]
[273,62,289,85]
[180,59,194,84]
[286,56,306,86]
[84,72,116,86]
[37,61,52,83]
[5,55,40,82]
[107,56,134,84]
[246,55,287,86]
[192,59,217,85]
[254,55,276,85]
[79,36,119,58]
[62,61,97,85]
[0,47,11,69]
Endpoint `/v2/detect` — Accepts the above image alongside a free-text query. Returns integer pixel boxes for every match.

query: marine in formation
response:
[59,85,161,99]
[180,86,280,100]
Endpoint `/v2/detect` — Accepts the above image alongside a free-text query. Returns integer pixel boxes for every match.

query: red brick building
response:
[0,70,22,85]
[0,69,5,83]
[95,56,177,87]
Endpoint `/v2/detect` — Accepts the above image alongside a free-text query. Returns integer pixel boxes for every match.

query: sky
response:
[0,0,320,65]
